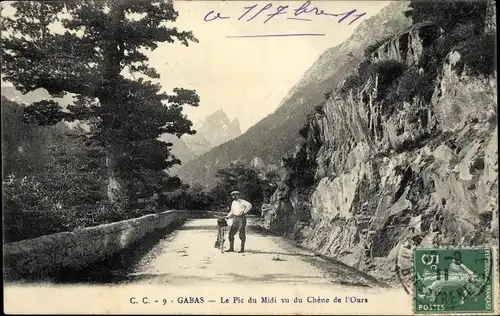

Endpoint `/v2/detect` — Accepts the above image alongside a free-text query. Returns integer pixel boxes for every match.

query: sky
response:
[1,1,390,132]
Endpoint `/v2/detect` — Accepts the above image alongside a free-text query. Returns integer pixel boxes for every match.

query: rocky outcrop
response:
[3,210,186,280]
[250,157,265,168]
[262,20,497,283]
[433,51,497,132]
[369,22,442,67]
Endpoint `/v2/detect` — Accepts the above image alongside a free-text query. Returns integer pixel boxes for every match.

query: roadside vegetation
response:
[2,1,198,243]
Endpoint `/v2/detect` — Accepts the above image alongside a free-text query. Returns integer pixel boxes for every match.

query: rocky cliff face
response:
[262,11,497,284]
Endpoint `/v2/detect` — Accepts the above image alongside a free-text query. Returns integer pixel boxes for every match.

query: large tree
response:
[1,0,200,206]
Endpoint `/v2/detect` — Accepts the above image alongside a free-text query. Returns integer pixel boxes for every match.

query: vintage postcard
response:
[2,0,499,315]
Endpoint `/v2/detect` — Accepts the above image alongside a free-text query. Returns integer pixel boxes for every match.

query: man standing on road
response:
[226,191,252,253]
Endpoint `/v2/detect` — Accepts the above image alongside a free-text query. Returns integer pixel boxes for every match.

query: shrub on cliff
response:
[373,60,405,101]
[339,59,405,99]
[298,122,310,139]
[339,59,372,96]
[418,20,495,81]
[314,104,326,115]
[323,90,333,100]
[282,147,317,190]
[435,22,477,58]
[405,0,488,32]
[364,36,391,57]
[453,33,496,77]
[382,66,431,115]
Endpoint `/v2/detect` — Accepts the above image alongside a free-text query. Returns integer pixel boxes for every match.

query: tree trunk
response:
[105,147,128,207]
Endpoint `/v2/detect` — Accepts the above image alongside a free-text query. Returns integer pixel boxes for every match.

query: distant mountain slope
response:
[0,85,75,106]
[177,1,412,187]
[158,133,194,168]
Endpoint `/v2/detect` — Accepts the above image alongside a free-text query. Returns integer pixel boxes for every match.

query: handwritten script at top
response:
[204,0,366,38]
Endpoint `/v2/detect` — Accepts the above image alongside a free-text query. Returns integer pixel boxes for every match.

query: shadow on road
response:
[121,272,328,284]
[223,272,329,283]
[178,224,218,231]
[248,224,282,237]
[49,219,186,285]
[249,223,389,288]
[244,249,316,258]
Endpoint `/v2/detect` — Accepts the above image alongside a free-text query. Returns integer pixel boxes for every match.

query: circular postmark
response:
[398,245,494,313]
[395,235,421,295]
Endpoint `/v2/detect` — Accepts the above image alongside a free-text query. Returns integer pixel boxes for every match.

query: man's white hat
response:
[230,190,240,195]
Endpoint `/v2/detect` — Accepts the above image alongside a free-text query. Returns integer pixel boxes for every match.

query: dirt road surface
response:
[124,218,387,287]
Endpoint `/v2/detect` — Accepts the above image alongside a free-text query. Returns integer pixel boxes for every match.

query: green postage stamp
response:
[413,247,494,314]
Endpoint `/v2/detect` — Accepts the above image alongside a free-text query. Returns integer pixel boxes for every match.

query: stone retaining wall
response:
[3,210,187,280]
[187,210,228,218]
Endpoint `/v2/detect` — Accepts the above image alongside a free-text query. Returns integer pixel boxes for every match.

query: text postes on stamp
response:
[413,247,494,314]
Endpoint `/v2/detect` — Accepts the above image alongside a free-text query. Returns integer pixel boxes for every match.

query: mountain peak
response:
[230,118,240,130]
[182,109,242,157]
[206,108,230,123]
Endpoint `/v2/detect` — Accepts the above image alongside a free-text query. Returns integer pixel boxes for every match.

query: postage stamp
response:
[413,247,494,314]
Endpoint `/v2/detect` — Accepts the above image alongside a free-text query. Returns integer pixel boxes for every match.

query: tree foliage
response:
[452,32,496,77]
[282,150,317,190]
[208,162,280,212]
[339,59,405,99]
[2,104,108,242]
[406,0,494,78]
[2,97,56,177]
[1,0,200,205]
[363,36,391,57]
[161,183,214,210]
[405,0,488,32]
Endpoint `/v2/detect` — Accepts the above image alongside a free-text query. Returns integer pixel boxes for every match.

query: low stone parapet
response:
[3,210,186,280]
